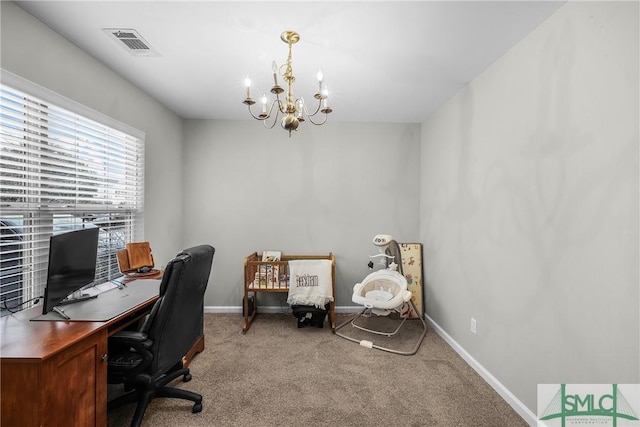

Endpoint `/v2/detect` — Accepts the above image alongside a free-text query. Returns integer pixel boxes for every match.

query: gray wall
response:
[1,1,185,265]
[420,1,639,413]
[182,120,421,308]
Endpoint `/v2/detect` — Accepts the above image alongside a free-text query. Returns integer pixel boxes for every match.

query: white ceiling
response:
[15,1,565,123]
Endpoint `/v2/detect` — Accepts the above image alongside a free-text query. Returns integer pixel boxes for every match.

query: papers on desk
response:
[82,281,120,297]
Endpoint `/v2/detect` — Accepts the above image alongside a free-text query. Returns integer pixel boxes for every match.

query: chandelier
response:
[242,31,332,137]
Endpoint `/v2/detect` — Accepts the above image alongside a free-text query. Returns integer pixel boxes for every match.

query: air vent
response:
[103,28,160,57]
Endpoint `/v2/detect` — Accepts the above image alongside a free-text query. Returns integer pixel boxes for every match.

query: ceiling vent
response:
[103,28,160,57]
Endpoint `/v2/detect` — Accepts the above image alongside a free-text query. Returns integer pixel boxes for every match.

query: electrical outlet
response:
[470,317,477,335]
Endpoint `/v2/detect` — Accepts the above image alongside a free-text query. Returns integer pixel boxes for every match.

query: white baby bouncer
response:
[335,235,427,355]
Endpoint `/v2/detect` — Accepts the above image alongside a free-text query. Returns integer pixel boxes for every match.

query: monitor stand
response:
[57,293,97,306]
[51,306,71,320]
[51,293,98,320]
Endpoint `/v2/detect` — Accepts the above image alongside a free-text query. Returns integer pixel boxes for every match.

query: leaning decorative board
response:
[399,243,424,318]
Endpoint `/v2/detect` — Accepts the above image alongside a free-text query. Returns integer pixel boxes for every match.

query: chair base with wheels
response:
[108,363,202,427]
[335,269,427,356]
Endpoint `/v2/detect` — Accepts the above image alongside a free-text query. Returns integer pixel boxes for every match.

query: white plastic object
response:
[352,269,408,310]
[372,234,394,247]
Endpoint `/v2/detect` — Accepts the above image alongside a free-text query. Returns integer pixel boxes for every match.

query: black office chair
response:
[107,244,215,427]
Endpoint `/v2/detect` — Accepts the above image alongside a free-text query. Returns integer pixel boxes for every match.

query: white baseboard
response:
[204,306,283,314]
[204,306,240,313]
[424,314,537,426]
[204,305,362,314]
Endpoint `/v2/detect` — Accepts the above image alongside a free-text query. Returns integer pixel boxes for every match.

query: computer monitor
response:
[42,227,100,316]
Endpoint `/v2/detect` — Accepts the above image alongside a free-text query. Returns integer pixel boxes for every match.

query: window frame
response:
[0,70,145,315]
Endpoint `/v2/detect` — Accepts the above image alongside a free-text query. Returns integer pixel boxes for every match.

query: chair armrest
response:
[108,331,154,379]
[110,330,152,348]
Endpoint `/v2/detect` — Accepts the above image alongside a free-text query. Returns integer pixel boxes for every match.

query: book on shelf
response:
[257,250,281,287]
[261,251,281,262]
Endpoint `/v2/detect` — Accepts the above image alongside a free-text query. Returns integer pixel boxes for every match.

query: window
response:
[0,74,145,316]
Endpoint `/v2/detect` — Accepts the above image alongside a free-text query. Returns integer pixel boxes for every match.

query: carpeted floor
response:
[108,312,528,427]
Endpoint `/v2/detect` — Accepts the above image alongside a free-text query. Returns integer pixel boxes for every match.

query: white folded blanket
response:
[286,259,333,309]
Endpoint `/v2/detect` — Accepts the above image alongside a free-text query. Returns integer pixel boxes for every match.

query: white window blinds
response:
[0,80,145,315]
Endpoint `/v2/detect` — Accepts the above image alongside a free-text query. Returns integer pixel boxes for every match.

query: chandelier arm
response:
[302,97,323,117]
[267,98,283,117]
[261,100,282,129]
[246,100,282,130]
[305,113,329,126]
[246,104,267,121]
[262,117,279,129]
[274,95,287,114]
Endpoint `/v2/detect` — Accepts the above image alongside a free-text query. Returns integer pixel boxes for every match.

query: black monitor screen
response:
[42,227,100,315]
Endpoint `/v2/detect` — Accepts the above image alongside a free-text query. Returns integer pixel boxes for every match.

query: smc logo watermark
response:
[538,384,640,427]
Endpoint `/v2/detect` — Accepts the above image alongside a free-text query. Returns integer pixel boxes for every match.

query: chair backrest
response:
[141,244,214,374]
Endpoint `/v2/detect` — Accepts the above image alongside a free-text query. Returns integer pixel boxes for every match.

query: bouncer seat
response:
[336,268,427,355]
[352,269,412,314]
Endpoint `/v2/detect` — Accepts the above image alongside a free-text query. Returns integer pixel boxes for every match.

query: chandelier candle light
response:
[243,30,332,137]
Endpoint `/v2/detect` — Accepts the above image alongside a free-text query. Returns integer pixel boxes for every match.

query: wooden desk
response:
[0,279,168,427]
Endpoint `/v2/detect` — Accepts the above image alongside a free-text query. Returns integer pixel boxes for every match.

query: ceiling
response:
[15,1,565,123]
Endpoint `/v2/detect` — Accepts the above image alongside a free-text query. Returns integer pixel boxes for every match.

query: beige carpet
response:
[108,313,528,427]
